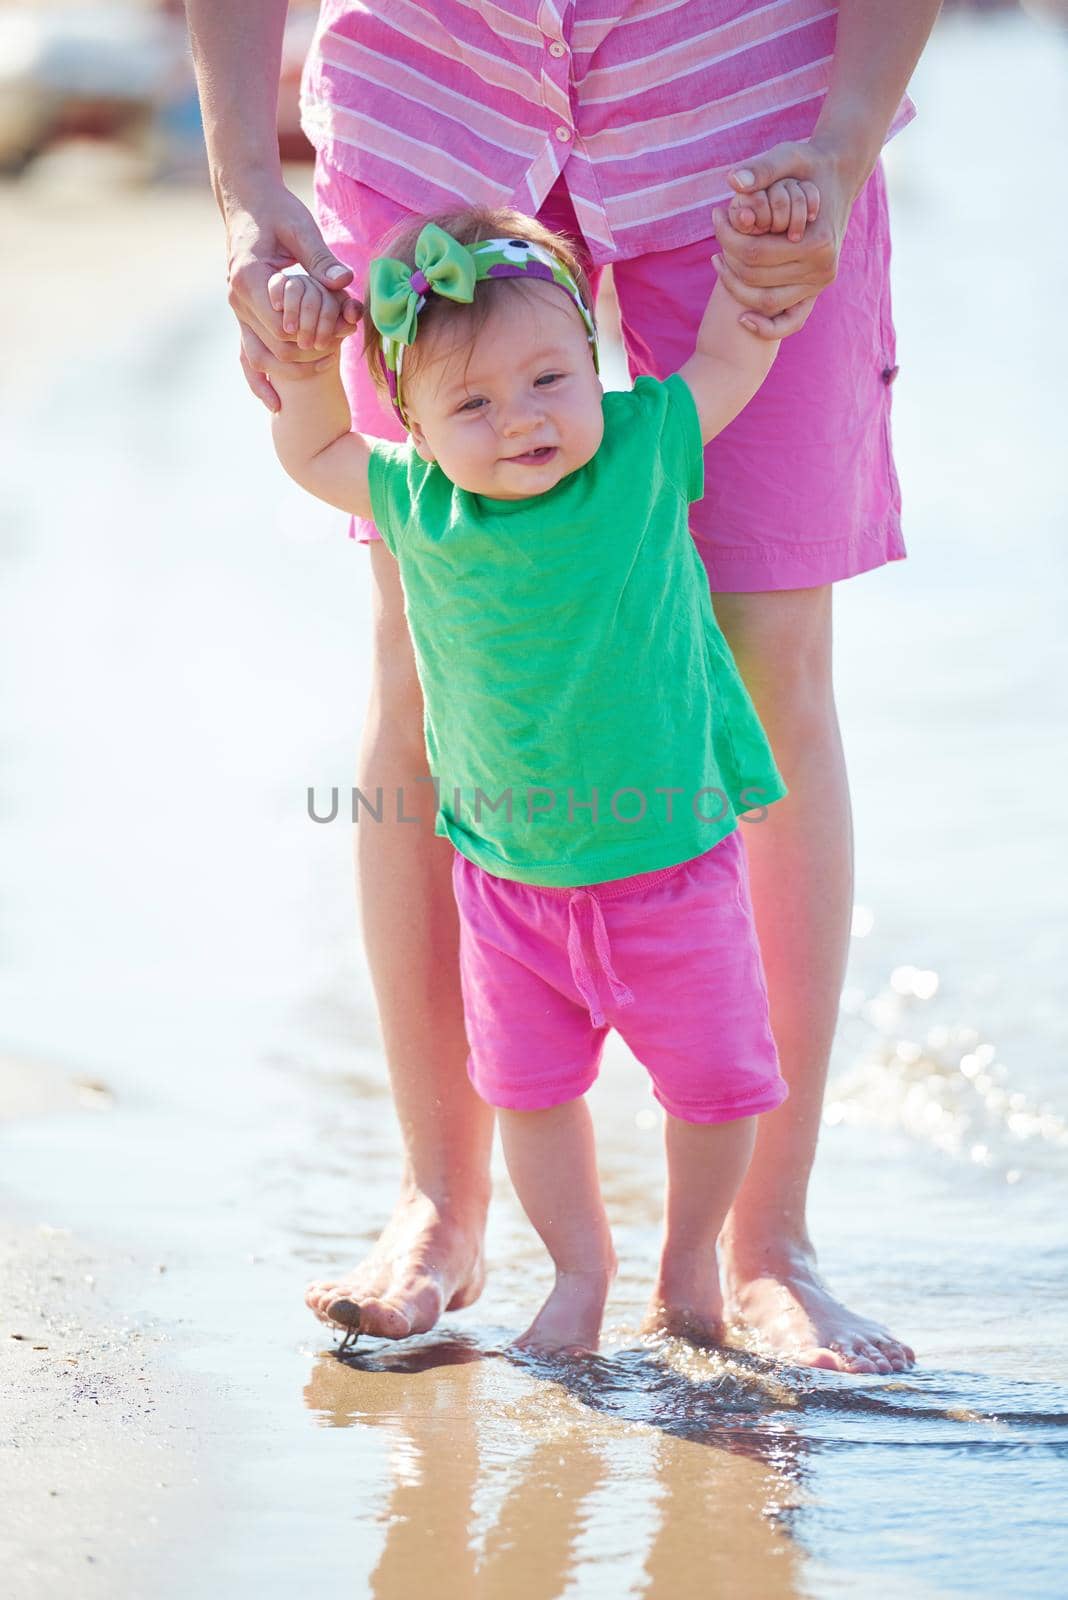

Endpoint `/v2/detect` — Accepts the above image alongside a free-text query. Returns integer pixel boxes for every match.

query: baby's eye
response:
[458,396,486,413]
[535,372,563,387]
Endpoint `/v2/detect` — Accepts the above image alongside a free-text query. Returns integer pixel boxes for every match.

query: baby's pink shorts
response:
[313,155,905,593]
[451,827,788,1125]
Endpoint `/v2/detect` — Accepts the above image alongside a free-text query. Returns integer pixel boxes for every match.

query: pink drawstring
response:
[565,890,635,1027]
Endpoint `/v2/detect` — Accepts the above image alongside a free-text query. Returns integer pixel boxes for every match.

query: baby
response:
[266,197,807,1355]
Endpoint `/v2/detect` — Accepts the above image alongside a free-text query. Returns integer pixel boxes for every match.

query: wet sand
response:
[3,14,1068,1598]
[0,1060,217,1593]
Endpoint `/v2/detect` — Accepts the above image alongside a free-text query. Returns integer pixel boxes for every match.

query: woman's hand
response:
[712,139,865,340]
[225,178,362,410]
[258,269,361,383]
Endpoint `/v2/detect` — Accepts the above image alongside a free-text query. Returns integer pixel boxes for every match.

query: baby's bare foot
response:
[305,1189,486,1341]
[640,1248,724,1346]
[512,1264,616,1355]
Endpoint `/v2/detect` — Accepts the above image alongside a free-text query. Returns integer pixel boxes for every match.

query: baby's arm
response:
[727,177,820,240]
[676,276,780,445]
[266,272,375,521]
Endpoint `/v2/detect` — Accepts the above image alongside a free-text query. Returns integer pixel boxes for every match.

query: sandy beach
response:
[0,1059,218,1593]
[3,13,1067,1597]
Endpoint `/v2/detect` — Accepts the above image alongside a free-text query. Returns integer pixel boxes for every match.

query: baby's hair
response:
[362,205,596,408]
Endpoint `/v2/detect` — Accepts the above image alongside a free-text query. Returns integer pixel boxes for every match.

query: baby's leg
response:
[641,1113,757,1345]
[497,1099,617,1354]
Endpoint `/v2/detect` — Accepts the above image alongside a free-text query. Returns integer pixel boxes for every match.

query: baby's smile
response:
[503,444,559,467]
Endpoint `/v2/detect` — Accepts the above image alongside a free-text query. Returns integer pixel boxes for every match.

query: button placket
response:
[538,3,574,150]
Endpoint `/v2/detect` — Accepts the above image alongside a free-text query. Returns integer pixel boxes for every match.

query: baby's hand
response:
[727,178,820,243]
[266,268,362,355]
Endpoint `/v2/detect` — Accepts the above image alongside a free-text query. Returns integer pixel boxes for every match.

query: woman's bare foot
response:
[722,1237,915,1375]
[639,1248,724,1346]
[512,1264,616,1355]
[305,1189,486,1340]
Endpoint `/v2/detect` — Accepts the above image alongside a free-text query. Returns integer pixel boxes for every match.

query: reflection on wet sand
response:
[305,1337,805,1598]
[301,1322,1068,1598]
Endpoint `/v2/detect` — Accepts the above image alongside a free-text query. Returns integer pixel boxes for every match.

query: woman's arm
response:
[184,0,288,212]
[809,0,945,200]
[712,0,943,338]
[185,0,360,408]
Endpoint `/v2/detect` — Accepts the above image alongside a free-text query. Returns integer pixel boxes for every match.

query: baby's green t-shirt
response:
[367,372,787,887]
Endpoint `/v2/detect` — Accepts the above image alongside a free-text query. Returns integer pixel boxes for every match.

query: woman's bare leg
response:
[305,544,493,1337]
[497,1099,617,1354]
[710,585,915,1375]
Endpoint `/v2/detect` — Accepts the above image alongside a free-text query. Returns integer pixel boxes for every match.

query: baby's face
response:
[404,282,604,499]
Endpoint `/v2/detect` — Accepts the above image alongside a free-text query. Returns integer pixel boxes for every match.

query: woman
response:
[186,0,940,1374]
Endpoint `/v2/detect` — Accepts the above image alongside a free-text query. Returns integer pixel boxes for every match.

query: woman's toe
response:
[305,1282,336,1318]
[873,1335,912,1371]
[352,1296,412,1339]
[833,1340,878,1374]
[858,1339,893,1373]
[795,1345,842,1371]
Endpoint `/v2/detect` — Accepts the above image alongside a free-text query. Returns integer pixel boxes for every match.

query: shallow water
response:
[2,11,1067,1597]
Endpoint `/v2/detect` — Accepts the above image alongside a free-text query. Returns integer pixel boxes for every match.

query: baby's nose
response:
[500,399,540,436]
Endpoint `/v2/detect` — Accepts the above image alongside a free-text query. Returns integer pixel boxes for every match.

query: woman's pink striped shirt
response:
[299,1,914,265]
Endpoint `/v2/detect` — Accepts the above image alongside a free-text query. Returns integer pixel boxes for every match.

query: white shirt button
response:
[548,40,567,57]
[555,125,572,142]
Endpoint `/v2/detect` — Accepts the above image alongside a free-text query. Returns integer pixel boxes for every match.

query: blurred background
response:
[2,4,1067,1598]
[0,0,317,180]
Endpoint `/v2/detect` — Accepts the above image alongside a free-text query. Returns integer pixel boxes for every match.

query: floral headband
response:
[367,223,599,428]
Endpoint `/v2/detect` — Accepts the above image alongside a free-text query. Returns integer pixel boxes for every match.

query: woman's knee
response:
[365,542,425,739]
[710,585,835,727]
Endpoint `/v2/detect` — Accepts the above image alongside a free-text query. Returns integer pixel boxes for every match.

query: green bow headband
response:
[368,223,599,427]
